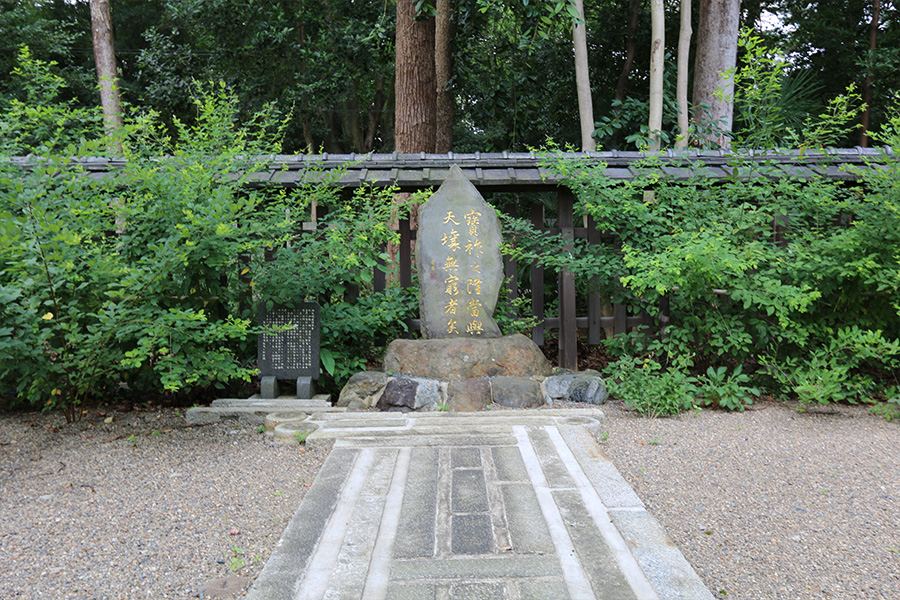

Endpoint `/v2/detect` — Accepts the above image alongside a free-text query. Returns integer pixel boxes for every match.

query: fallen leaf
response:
[103,417,113,424]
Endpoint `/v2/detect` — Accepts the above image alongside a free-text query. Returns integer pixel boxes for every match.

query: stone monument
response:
[416,165,503,338]
[339,166,568,412]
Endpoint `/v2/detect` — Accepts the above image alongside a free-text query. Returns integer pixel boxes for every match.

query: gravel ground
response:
[0,406,330,600]
[0,399,897,600]
[597,399,900,600]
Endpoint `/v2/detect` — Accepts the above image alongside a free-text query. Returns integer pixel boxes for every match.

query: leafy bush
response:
[604,354,699,417]
[0,61,416,418]
[540,95,900,416]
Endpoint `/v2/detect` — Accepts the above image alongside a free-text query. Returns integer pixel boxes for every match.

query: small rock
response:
[377,378,419,412]
[229,528,239,536]
[199,576,250,599]
[447,379,492,412]
[491,377,545,408]
[543,372,608,405]
[337,371,390,408]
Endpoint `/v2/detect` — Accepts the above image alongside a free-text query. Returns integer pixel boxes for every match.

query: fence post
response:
[530,203,545,346]
[399,215,412,290]
[504,201,518,302]
[586,215,603,345]
[558,188,577,371]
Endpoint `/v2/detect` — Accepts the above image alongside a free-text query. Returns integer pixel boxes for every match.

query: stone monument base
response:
[382,333,552,380]
[337,334,608,413]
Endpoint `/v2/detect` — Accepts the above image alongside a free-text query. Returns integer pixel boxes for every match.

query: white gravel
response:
[1,400,897,600]
[597,399,900,600]
[0,407,329,599]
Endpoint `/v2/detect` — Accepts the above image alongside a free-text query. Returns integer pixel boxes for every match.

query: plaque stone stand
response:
[257,302,320,399]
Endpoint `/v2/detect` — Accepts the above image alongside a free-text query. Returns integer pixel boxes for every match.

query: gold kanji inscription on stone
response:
[442,256,460,272]
[445,274,460,296]
[464,209,482,236]
[466,320,485,335]
[441,230,461,251]
[444,298,459,314]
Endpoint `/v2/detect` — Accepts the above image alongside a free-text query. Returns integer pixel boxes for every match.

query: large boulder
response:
[383,333,551,380]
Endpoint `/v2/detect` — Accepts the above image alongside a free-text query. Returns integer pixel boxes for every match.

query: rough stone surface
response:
[447,379,492,412]
[377,378,419,412]
[544,370,608,405]
[409,377,445,411]
[490,376,546,409]
[338,371,391,408]
[416,165,503,339]
[383,334,551,380]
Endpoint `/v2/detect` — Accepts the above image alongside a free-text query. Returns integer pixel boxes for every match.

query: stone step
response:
[186,403,344,426]
[212,394,332,408]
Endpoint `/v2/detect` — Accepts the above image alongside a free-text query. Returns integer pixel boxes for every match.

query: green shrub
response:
[604,355,699,417]
[0,58,421,417]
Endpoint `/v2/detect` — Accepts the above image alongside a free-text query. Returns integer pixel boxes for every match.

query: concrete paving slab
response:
[244,410,713,600]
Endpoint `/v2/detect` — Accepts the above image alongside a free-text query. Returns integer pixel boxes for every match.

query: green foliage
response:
[540,98,900,414]
[0,46,100,154]
[604,355,699,417]
[730,30,863,150]
[698,365,760,412]
[0,65,418,419]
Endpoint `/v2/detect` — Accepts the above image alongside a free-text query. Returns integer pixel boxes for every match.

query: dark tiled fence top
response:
[8,148,893,191]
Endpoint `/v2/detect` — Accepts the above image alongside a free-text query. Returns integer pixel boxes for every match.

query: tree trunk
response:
[573,0,596,151]
[89,0,123,155]
[860,0,881,147]
[395,0,436,152]
[434,0,454,153]
[692,0,741,148]
[676,0,692,149]
[615,0,640,102]
[648,0,664,151]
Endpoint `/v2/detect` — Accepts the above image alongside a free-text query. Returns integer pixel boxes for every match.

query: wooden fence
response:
[58,148,887,371]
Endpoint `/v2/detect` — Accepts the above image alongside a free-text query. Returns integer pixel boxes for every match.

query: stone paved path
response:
[244,410,713,600]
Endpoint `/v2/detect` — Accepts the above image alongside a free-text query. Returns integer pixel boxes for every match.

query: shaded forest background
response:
[2,0,897,154]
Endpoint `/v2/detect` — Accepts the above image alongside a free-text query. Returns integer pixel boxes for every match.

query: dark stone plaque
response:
[258,303,320,398]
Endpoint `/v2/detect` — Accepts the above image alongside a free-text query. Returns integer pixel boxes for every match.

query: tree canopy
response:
[1,0,897,152]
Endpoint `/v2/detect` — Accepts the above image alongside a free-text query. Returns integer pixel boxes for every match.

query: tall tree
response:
[860,0,881,147]
[615,0,640,102]
[90,0,123,152]
[675,0,692,149]
[692,0,741,148]
[648,0,664,150]
[395,0,436,152]
[435,0,454,152]
[573,0,595,151]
